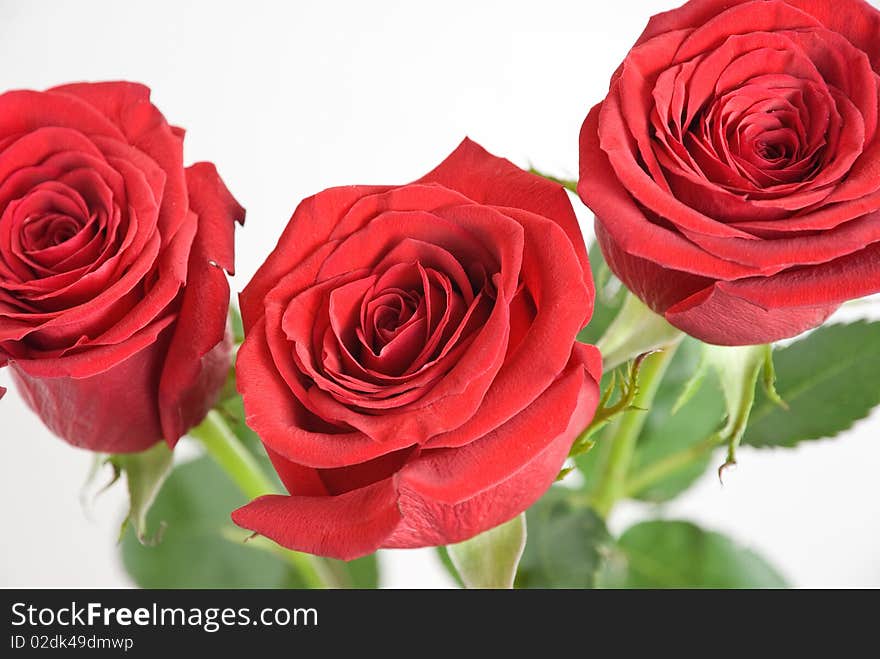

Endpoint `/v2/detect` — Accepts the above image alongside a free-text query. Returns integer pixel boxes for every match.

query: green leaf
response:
[122,456,305,588]
[111,442,174,545]
[577,242,627,345]
[625,338,724,502]
[515,490,611,588]
[447,513,526,589]
[744,321,880,448]
[598,520,787,588]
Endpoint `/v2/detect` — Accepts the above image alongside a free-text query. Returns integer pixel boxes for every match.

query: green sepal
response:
[447,513,526,589]
[109,442,174,545]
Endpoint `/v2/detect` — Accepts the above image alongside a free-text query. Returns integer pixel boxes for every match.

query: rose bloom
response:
[0,82,243,452]
[233,139,601,560]
[579,0,880,345]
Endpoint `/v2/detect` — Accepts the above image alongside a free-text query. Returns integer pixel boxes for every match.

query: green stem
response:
[590,342,680,518]
[220,527,330,590]
[189,411,276,500]
[622,433,723,498]
[190,410,334,588]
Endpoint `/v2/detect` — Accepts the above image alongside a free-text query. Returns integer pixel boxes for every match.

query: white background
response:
[1,0,878,588]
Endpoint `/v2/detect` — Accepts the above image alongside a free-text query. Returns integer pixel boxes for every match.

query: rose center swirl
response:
[297,257,495,408]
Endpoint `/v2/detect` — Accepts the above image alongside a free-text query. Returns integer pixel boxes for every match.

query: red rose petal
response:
[10,314,176,451]
[419,138,592,291]
[665,282,837,345]
[387,362,597,549]
[579,105,756,280]
[231,478,403,562]
[158,163,244,446]
[239,185,389,332]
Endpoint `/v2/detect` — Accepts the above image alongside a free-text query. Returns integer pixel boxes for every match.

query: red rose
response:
[579,0,880,345]
[0,82,244,452]
[232,139,601,560]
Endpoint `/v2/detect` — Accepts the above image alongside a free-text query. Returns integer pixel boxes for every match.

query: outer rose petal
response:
[0,89,124,143]
[236,316,390,469]
[785,0,880,68]
[158,163,244,446]
[231,478,403,562]
[10,316,176,452]
[239,185,388,332]
[666,237,880,344]
[594,217,714,314]
[665,283,837,345]
[232,348,600,559]
[425,208,593,449]
[419,138,593,291]
[634,0,880,68]
[391,351,594,510]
